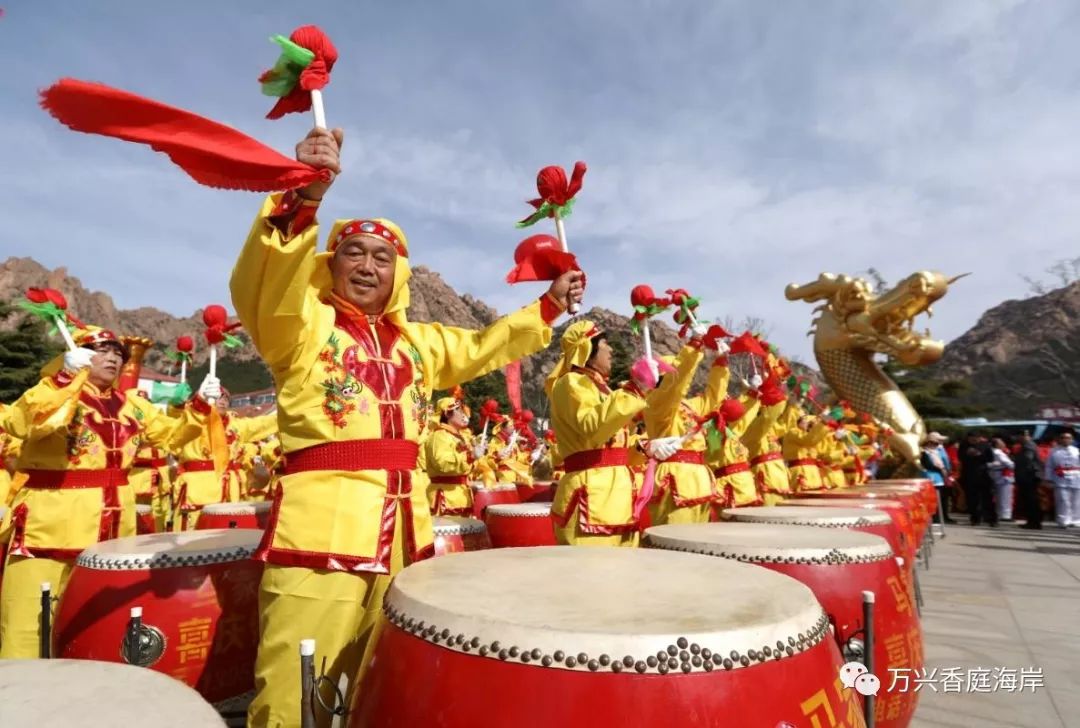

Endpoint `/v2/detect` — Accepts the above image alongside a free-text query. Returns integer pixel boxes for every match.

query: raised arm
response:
[552,373,646,448]
[644,345,703,437]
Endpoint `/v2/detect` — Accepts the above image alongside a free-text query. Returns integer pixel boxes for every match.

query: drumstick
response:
[300,639,316,728]
[207,345,218,405]
[552,209,581,315]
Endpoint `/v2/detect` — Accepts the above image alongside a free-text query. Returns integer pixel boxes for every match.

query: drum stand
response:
[862,591,876,728]
[39,582,52,659]
[931,488,947,540]
[298,639,349,728]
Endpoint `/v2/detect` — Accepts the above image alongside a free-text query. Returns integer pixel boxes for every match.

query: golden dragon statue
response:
[785,271,964,462]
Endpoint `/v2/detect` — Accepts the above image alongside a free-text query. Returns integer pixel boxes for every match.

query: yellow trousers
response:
[0,556,74,658]
[553,519,638,547]
[247,509,408,728]
[647,493,712,526]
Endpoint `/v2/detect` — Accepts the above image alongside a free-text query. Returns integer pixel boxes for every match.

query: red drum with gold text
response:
[795,488,929,544]
[432,516,492,556]
[470,482,520,518]
[484,502,557,548]
[646,522,922,728]
[348,547,865,728]
[52,530,262,710]
[195,501,272,531]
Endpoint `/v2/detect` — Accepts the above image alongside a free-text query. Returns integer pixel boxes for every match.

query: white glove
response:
[834,428,848,441]
[473,443,487,460]
[689,323,708,340]
[647,436,683,461]
[63,347,96,373]
[530,447,545,464]
[712,340,730,357]
[749,374,763,389]
[498,447,513,459]
[198,375,222,402]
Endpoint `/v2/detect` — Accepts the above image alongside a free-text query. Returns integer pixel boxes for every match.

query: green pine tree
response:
[0,300,64,403]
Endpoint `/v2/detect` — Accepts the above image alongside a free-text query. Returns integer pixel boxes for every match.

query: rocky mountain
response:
[932,280,1080,417]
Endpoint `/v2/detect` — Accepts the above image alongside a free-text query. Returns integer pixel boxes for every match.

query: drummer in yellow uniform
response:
[128,443,171,529]
[548,321,666,546]
[172,393,276,530]
[644,333,729,525]
[783,407,831,492]
[742,374,793,505]
[0,326,215,657]
[230,126,583,726]
[709,366,763,507]
[425,393,480,516]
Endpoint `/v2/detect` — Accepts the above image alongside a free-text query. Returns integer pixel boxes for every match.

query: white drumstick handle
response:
[207,345,218,405]
[643,320,658,379]
[57,320,78,352]
[180,360,187,386]
[311,89,327,129]
[553,212,580,315]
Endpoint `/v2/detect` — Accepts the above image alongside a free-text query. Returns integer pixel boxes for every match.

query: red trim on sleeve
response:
[53,370,74,387]
[712,356,729,368]
[191,396,212,415]
[267,190,320,240]
[539,293,564,325]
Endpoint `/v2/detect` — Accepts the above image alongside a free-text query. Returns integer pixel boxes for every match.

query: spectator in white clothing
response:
[1045,431,1080,528]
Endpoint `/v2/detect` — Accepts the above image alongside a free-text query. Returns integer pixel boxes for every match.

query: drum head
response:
[433,516,487,536]
[782,497,905,510]
[485,503,552,518]
[0,659,224,727]
[722,506,891,527]
[383,547,828,674]
[76,529,262,570]
[200,501,271,515]
[645,522,893,564]
[471,482,517,493]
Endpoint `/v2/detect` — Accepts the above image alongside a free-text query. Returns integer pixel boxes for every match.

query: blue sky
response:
[1,0,1076,363]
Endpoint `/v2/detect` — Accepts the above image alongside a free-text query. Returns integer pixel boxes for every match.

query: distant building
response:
[231,386,277,417]
[1035,403,1080,421]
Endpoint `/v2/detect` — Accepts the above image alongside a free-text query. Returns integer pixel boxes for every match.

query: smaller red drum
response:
[470,482,520,518]
[53,530,263,709]
[722,505,897,555]
[792,488,929,544]
[135,504,156,535]
[782,497,915,565]
[432,517,492,556]
[484,503,557,548]
[871,479,937,516]
[645,522,922,728]
[516,480,555,503]
[195,501,272,530]
[350,548,860,728]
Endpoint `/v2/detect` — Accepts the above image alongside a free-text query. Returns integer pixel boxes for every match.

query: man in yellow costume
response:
[643,335,729,525]
[783,408,832,492]
[425,393,478,516]
[0,327,216,657]
[742,374,792,505]
[172,390,277,530]
[548,322,666,546]
[231,127,583,726]
[128,442,172,530]
[487,415,532,486]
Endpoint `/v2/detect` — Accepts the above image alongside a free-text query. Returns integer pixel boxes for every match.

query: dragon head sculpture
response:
[785,271,965,462]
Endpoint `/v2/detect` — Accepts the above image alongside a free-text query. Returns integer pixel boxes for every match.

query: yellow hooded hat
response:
[40,325,128,378]
[545,320,603,395]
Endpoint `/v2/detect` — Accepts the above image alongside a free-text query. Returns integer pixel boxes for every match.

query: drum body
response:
[349,548,864,728]
[872,479,937,515]
[194,501,272,530]
[484,503,557,548]
[798,488,929,543]
[516,480,555,503]
[0,659,225,728]
[433,516,492,556]
[470,482,521,518]
[135,504,156,535]
[782,497,915,564]
[646,522,922,728]
[53,530,263,707]
[722,506,897,552]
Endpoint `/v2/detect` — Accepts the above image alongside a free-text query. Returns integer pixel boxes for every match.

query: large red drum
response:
[432,516,492,556]
[484,502,557,548]
[783,497,915,565]
[516,480,555,503]
[722,505,897,553]
[871,479,937,516]
[802,487,930,544]
[0,659,226,727]
[195,501,272,530]
[470,482,520,518]
[52,530,263,710]
[135,504,156,535]
[645,523,922,728]
[349,548,865,728]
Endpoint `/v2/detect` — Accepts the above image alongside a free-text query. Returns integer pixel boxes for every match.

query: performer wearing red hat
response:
[425,393,478,516]
[0,326,217,657]
[231,127,583,725]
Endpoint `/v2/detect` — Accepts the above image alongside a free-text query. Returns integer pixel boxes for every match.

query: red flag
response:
[504,360,523,413]
[506,234,579,283]
[40,79,329,192]
[729,331,767,358]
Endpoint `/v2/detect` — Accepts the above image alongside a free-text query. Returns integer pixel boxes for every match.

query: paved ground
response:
[911,520,1080,728]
